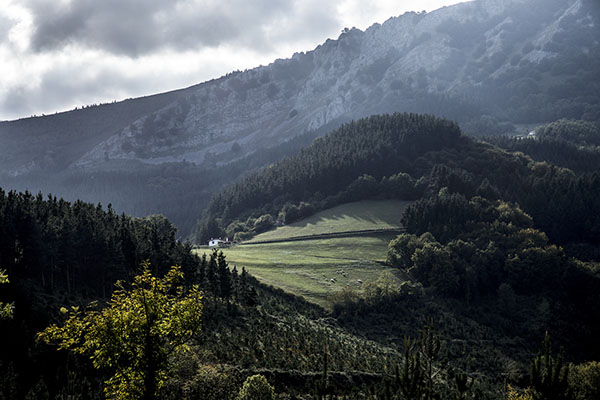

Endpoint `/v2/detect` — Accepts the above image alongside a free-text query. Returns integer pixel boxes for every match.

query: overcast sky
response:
[0,0,469,121]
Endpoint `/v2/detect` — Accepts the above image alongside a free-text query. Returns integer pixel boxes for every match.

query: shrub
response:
[236,374,275,400]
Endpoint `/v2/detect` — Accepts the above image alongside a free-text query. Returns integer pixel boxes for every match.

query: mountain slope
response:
[0,89,190,174]
[71,0,600,169]
[1,0,598,175]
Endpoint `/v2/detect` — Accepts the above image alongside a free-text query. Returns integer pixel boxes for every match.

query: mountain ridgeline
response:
[1,0,599,237]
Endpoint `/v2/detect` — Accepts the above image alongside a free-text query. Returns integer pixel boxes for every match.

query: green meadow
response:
[195,200,409,307]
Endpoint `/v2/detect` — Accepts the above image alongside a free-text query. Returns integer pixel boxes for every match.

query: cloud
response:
[0,15,12,42]
[25,0,331,57]
[0,44,279,119]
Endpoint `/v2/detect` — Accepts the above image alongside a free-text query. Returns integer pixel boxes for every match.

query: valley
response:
[1,0,600,398]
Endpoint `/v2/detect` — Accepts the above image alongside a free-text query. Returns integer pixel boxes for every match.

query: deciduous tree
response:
[37,263,203,400]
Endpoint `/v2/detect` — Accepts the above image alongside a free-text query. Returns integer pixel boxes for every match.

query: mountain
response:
[1,0,598,235]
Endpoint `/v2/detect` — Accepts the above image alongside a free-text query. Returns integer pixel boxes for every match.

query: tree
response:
[0,269,13,319]
[397,338,425,399]
[236,374,275,400]
[253,214,274,234]
[570,361,600,400]
[530,332,572,400]
[216,250,233,299]
[363,271,402,302]
[37,263,203,400]
[393,320,458,400]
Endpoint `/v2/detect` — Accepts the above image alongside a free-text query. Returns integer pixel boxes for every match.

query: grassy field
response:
[209,235,399,308]
[246,200,410,243]
[194,200,409,308]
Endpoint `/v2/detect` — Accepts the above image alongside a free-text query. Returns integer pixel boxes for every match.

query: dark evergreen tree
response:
[530,333,572,400]
[216,251,233,300]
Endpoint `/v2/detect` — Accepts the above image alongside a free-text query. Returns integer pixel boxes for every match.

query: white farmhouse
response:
[208,238,222,247]
[208,238,232,247]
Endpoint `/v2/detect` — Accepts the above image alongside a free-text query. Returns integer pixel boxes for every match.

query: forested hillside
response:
[2,0,600,396]
[0,189,401,399]
[198,113,600,255]
[197,113,459,241]
[487,119,600,174]
[193,112,600,398]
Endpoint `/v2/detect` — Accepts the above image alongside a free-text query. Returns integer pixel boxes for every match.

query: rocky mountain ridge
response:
[2,0,597,176]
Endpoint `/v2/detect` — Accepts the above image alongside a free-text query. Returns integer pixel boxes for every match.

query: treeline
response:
[0,188,196,297]
[395,191,600,308]
[488,136,600,174]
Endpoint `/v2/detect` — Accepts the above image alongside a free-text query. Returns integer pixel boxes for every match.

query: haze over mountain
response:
[0,0,598,235]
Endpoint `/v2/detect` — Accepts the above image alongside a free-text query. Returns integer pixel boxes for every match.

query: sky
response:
[0,0,469,121]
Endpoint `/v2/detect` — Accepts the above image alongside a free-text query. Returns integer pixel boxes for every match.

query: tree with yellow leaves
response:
[38,263,203,400]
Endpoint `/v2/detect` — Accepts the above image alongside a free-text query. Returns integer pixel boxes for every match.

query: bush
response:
[279,202,315,224]
[236,374,275,400]
[253,214,275,234]
[233,231,255,242]
[179,365,238,400]
[570,361,600,400]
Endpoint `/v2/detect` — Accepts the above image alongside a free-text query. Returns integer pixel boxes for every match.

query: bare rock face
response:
[2,0,597,175]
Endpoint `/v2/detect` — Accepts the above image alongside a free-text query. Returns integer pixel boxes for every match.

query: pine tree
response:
[217,251,233,300]
[530,332,572,400]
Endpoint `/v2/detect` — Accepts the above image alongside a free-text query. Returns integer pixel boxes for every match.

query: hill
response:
[191,112,600,399]
[197,113,600,254]
[1,0,599,236]
[3,123,600,397]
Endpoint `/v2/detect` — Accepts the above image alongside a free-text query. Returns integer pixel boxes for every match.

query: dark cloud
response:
[0,14,15,42]
[25,0,334,57]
